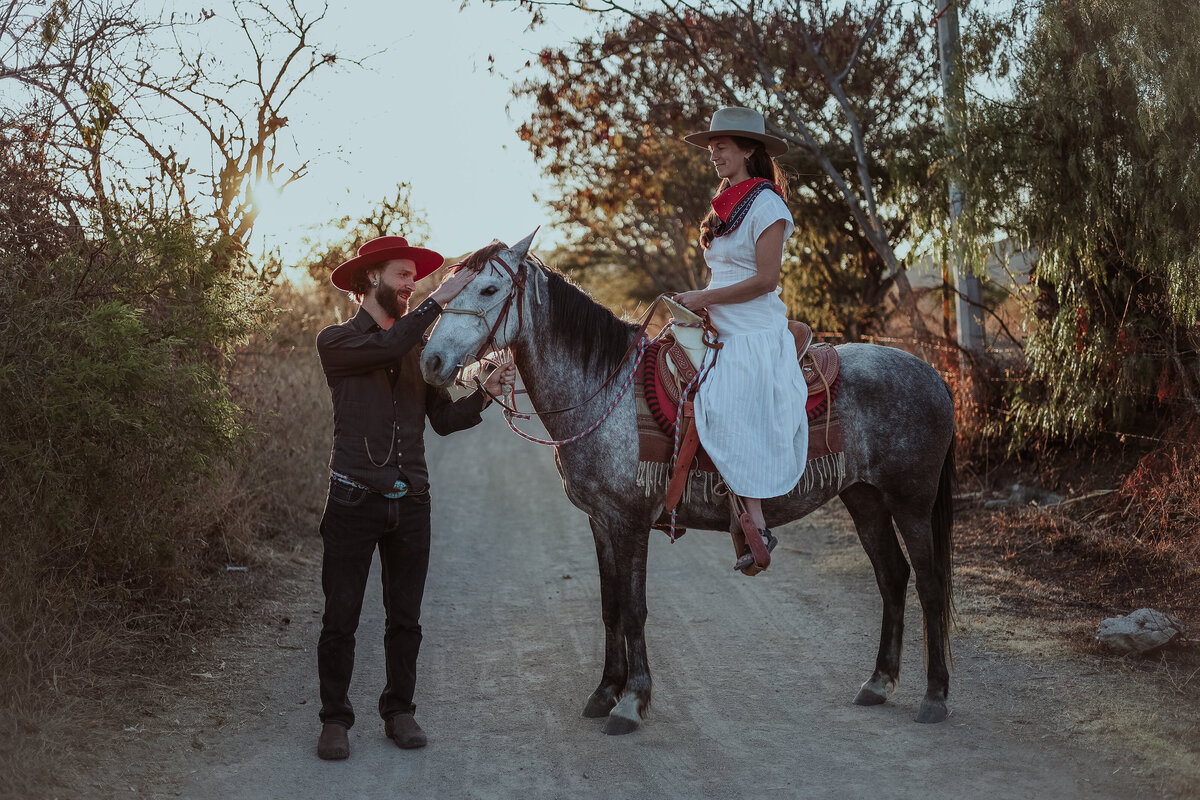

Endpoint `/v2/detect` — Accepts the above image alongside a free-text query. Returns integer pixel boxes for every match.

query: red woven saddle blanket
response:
[637,322,844,469]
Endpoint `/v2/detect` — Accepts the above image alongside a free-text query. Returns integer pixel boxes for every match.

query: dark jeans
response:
[317,478,432,729]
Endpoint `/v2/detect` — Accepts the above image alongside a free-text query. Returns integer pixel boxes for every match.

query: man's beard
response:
[373,282,409,320]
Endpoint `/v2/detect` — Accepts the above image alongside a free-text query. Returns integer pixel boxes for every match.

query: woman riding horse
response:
[673,106,810,572]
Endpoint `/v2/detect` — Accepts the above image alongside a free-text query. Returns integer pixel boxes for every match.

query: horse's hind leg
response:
[581,518,627,719]
[892,504,952,724]
[840,484,910,708]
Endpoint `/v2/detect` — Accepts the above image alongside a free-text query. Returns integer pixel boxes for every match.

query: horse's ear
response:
[503,226,539,266]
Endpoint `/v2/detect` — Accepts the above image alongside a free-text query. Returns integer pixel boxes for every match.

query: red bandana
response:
[711,177,782,222]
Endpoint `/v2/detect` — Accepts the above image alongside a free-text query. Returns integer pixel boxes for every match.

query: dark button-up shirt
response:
[316,299,487,494]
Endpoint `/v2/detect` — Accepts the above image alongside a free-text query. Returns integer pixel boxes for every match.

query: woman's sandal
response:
[733,528,777,571]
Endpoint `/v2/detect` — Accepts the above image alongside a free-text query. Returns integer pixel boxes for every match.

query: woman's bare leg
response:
[734,496,776,572]
[743,497,767,530]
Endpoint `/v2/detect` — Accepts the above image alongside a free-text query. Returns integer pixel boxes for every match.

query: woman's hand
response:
[481,360,517,399]
[673,290,709,311]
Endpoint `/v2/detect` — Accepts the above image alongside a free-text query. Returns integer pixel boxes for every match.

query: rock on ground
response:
[1096,608,1187,655]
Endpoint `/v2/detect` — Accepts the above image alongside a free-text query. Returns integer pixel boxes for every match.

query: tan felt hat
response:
[683,106,788,157]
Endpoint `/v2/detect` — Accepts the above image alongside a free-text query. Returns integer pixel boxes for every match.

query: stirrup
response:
[734,529,777,572]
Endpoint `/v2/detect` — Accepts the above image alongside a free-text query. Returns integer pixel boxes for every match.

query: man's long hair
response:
[346,265,374,303]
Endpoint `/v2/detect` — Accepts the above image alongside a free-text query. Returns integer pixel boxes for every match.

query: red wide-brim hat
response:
[330,236,445,291]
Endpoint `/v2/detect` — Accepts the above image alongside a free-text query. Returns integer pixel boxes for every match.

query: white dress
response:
[692,189,809,498]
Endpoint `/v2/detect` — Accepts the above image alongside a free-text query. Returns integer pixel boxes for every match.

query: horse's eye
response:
[480,286,498,296]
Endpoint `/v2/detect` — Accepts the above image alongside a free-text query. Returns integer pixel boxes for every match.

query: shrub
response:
[0,208,268,702]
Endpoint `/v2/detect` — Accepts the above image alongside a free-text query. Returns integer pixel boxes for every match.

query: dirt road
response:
[159,411,1154,800]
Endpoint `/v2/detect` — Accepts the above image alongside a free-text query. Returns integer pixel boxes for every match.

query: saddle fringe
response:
[635,451,846,505]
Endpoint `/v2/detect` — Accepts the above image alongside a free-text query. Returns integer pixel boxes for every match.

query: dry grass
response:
[220,280,342,543]
[957,432,1200,619]
[945,410,1200,796]
[1114,422,1200,569]
[955,488,1200,797]
[0,279,336,799]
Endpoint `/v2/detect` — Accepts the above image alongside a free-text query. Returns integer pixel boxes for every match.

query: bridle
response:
[438,253,531,378]
[441,252,641,417]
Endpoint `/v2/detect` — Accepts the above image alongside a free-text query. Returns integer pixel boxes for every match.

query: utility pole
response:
[936,2,984,357]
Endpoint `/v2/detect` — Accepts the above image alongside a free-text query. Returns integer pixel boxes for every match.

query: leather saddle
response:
[651,319,841,430]
[792,322,841,419]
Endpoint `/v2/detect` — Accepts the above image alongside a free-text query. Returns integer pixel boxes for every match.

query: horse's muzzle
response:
[419,350,456,388]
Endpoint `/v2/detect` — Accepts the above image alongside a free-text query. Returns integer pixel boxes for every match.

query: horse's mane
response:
[458,240,638,377]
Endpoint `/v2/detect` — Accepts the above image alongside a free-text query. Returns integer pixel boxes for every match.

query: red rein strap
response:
[480,293,669,419]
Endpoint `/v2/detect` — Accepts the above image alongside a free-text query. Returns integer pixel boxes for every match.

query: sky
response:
[182,1,601,266]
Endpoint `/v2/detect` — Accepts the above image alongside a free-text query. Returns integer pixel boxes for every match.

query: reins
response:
[499,301,717,449]
[442,255,718,447]
[500,335,651,447]
[493,293,666,417]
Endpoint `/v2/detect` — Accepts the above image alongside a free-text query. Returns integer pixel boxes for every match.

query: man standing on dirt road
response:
[313,236,515,761]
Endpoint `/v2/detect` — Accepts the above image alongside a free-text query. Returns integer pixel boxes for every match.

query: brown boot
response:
[317,722,349,760]
[385,713,428,749]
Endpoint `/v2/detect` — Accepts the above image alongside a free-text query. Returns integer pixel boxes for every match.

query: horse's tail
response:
[932,434,956,667]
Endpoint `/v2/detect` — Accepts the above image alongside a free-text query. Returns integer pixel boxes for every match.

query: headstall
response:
[439,254,531,381]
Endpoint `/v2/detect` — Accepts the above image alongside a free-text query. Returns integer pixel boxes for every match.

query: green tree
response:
[0,156,267,708]
[0,0,341,726]
[958,0,1200,438]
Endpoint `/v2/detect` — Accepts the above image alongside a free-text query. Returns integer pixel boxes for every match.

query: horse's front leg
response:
[581,518,627,719]
[600,521,651,736]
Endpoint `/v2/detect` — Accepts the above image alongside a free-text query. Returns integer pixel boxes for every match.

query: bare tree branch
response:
[834,5,885,85]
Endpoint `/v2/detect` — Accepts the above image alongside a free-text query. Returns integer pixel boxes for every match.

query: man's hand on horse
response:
[430,266,477,307]
[673,290,709,311]
[481,361,517,399]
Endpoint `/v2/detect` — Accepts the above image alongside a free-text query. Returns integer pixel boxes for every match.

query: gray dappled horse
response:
[420,233,956,735]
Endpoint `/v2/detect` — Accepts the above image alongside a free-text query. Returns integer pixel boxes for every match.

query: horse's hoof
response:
[602,715,639,736]
[853,675,892,706]
[582,693,617,718]
[915,698,948,723]
[601,693,643,734]
[853,686,888,706]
